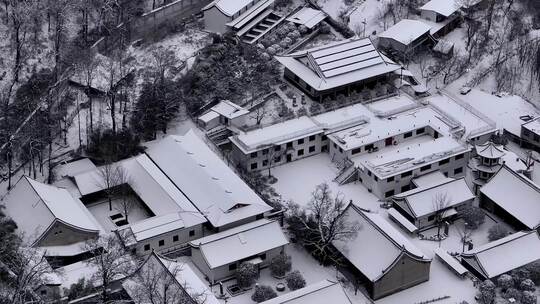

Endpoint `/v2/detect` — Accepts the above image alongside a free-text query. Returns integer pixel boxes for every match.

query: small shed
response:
[378,20,432,57]
[286,7,327,30]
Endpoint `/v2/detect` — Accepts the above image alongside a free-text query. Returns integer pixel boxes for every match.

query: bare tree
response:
[432,192,451,240]
[128,254,208,304]
[97,162,129,211]
[82,235,135,303]
[0,248,57,304]
[287,183,360,264]
[250,105,270,126]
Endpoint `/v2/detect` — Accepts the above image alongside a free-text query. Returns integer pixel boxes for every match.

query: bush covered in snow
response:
[251,285,277,302]
[461,206,485,229]
[522,291,538,304]
[477,280,496,304]
[319,23,331,34]
[270,254,291,278]
[519,279,536,292]
[488,223,511,241]
[286,270,306,290]
[502,287,521,300]
[235,263,258,289]
[497,274,514,291]
[524,261,540,285]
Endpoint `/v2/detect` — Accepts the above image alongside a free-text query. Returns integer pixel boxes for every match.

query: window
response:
[455,154,464,160]
[439,158,449,166]
[367,170,372,176]
[387,176,394,183]
[333,143,337,148]
[339,147,343,153]
[309,135,316,142]
[416,127,425,135]
[144,244,150,251]
[287,142,293,148]
[274,145,281,152]
[173,235,179,242]
[250,163,258,170]
[374,175,378,181]
[454,167,463,175]
[262,149,268,155]
[298,149,304,156]
[263,159,268,167]
[158,240,165,247]
[250,152,257,158]
[365,143,374,151]
[443,172,448,177]
[401,184,411,192]
[428,215,435,221]
[309,146,315,153]
[189,230,195,237]
[385,190,395,198]
[298,138,304,145]
[420,164,432,172]
[274,156,281,162]
[41,290,47,295]
[229,263,237,271]
[321,135,327,140]
[260,253,267,260]
[352,147,361,155]
[404,131,413,138]
[401,171,412,178]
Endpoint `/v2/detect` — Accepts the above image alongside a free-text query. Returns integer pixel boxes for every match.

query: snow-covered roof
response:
[210,100,249,119]
[260,280,353,304]
[145,130,272,228]
[393,178,474,218]
[275,38,400,92]
[420,0,460,17]
[387,208,418,233]
[202,0,258,16]
[231,116,323,153]
[522,117,540,135]
[427,92,497,140]
[55,158,97,178]
[198,111,220,124]
[475,142,505,159]
[461,231,540,278]
[226,0,274,29]
[412,170,452,188]
[434,248,468,276]
[286,7,327,29]
[128,212,203,242]
[480,165,540,230]
[333,204,429,281]
[189,219,288,269]
[125,252,220,304]
[378,20,431,46]
[3,176,101,246]
[458,89,540,137]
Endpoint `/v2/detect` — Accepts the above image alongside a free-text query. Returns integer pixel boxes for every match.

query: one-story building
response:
[2,176,102,248]
[480,165,540,231]
[419,0,462,38]
[521,116,540,151]
[333,204,431,300]
[189,219,288,284]
[275,38,401,101]
[197,100,249,131]
[461,230,540,280]
[145,130,273,233]
[392,177,475,230]
[378,20,433,59]
[260,280,353,304]
[123,251,220,304]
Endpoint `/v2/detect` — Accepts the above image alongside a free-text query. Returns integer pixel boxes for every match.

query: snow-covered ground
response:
[272,153,380,210]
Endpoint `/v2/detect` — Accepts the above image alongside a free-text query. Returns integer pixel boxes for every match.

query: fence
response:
[93,0,212,54]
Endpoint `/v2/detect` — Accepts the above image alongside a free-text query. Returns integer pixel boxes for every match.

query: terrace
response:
[85,195,153,232]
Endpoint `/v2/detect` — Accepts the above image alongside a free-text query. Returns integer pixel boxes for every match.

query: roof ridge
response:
[463,231,531,255]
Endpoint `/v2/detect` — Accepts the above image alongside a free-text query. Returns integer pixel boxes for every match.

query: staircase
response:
[206,126,233,146]
[334,164,358,185]
[240,12,284,44]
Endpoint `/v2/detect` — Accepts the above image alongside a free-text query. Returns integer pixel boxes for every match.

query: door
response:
[286,154,292,162]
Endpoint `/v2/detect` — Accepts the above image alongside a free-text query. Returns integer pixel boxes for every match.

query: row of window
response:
[349,128,427,156]
[143,230,196,251]
[383,167,464,198]
[250,145,321,170]
[250,135,322,159]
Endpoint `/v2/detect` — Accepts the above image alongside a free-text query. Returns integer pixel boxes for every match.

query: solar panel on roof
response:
[323,57,384,78]
[319,52,381,72]
[314,44,376,65]
[311,39,372,58]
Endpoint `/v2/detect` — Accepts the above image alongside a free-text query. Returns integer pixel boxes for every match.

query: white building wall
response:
[136,224,204,255]
[420,10,438,22]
